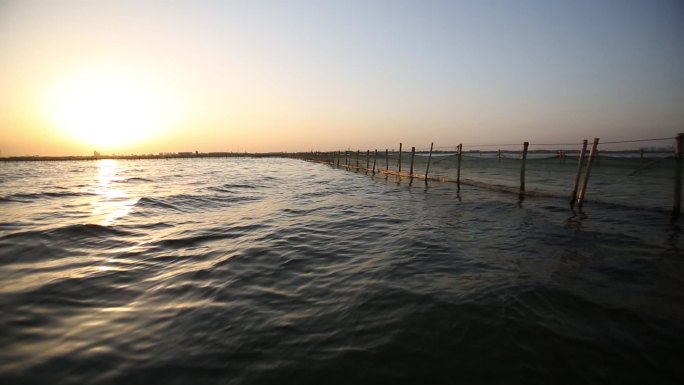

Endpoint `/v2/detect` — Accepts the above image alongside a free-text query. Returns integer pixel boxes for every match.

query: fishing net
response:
[304,136,682,213]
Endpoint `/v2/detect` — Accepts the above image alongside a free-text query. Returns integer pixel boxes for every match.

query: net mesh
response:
[300,136,682,213]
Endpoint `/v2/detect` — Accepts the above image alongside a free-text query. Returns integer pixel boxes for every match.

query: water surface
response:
[1,158,683,384]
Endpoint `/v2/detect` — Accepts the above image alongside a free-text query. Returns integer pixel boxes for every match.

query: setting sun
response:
[42,67,182,150]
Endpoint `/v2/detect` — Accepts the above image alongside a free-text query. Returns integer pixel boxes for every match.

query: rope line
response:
[600,137,672,144]
[529,142,583,146]
[327,136,676,153]
[462,143,523,148]
[382,136,675,152]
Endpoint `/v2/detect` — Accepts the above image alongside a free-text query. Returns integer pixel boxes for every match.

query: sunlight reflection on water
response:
[91,159,137,226]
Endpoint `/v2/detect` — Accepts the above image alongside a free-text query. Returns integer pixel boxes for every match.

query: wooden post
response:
[385,149,389,174]
[366,150,370,172]
[672,133,683,221]
[570,140,588,209]
[456,144,463,188]
[577,138,600,210]
[425,142,433,185]
[398,143,403,173]
[345,150,349,169]
[355,150,359,170]
[372,149,378,175]
[409,146,416,185]
[520,142,529,194]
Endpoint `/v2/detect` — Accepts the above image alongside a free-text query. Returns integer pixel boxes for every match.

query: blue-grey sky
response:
[1,0,683,155]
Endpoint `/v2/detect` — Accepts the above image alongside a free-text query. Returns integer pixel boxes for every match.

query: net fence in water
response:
[425,152,677,210]
[298,135,683,215]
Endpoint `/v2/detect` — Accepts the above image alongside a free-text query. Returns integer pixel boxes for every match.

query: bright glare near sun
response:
[43,67,183,150]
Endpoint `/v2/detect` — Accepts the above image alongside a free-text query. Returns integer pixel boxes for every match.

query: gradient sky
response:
[1,0,683,155]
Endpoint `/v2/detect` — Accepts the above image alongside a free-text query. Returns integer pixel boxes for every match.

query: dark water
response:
[1,158,683,384]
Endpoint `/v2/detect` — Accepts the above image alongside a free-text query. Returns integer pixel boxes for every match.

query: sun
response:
[43,67,181,150]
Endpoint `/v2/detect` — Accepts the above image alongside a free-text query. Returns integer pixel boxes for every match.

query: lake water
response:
[1,157,683,384]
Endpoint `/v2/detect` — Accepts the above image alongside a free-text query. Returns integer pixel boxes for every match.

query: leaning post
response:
[425,142,434,185]
[570,140,588,209]
[577,138,600,210]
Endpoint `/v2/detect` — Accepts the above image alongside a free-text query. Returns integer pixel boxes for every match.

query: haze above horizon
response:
[1,0,683,156]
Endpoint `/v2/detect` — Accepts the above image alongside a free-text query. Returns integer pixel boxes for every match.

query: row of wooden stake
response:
[306,133,683,221]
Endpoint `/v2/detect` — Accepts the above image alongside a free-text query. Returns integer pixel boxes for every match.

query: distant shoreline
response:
[0,149,674,162]
[0,153,284,162]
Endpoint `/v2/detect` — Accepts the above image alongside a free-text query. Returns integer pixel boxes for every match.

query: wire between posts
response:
[529,142,583,147]
[381,136,676,153]
[600,137,673,145]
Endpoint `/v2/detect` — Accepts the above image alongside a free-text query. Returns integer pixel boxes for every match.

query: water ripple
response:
[0,158,683,384]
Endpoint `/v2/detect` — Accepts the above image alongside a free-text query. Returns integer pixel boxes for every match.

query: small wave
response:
[156,194,214,212]
[48,223,134,238]
[1,223,133,243]
[209,183,260,193]
[135,197,181,211]
[207,186,232,193]
[1,191,94,202]
[0,224,136,265]
[114,177,153,184]
[43,191,92,198]
[0,222,20,231]
[4,193,42,202]
[150,224,266,250]
[135,194,260,213]
[119,222,174,230]
[210,195,261,204]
